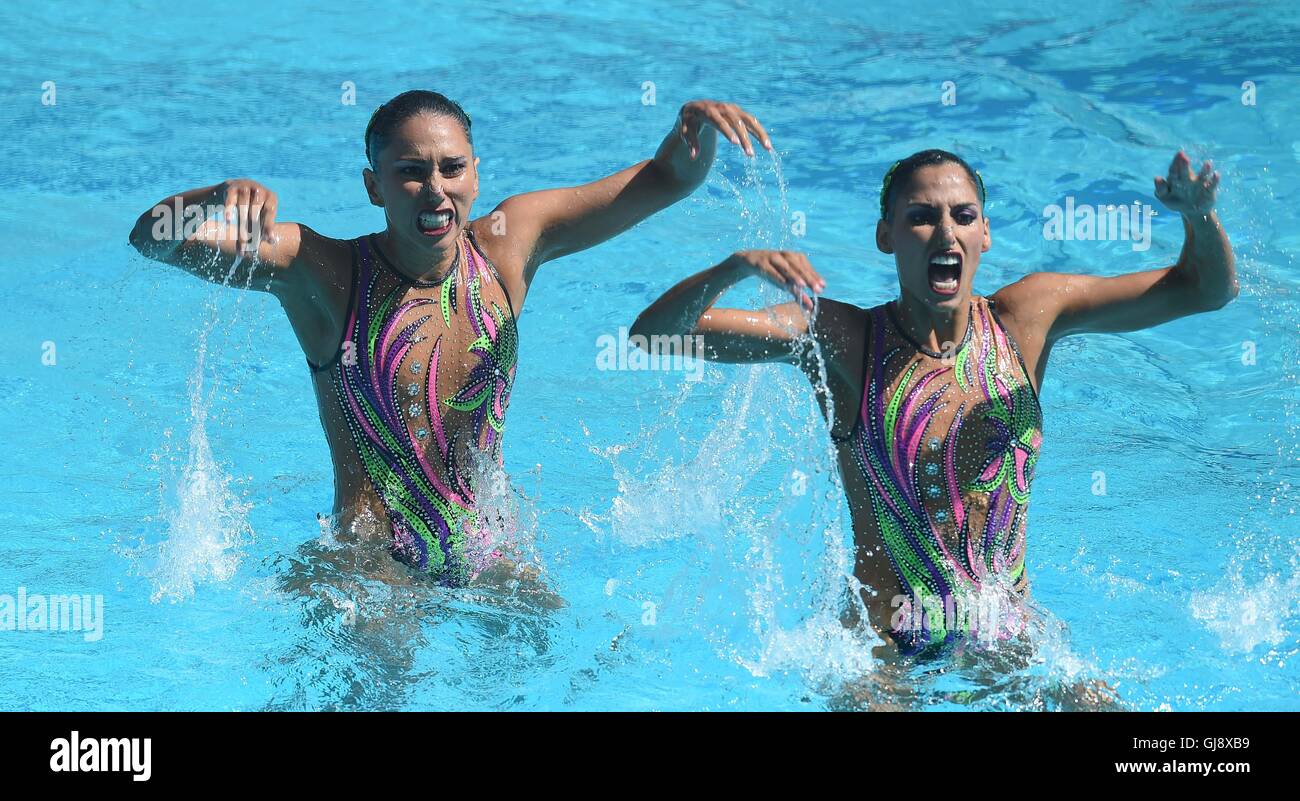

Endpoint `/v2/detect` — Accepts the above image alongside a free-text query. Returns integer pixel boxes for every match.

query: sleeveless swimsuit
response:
[309,230,518,584]
[842,296,1042,652]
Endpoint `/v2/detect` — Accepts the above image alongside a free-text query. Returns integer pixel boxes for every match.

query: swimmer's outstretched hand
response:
[727,249,825,310]
[1154,150,1220,217]
[218,178,280,255]
[678,100,772,159]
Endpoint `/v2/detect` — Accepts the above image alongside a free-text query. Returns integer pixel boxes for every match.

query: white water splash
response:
[1190,568,1300,654]
[586,150,881,691]
[139,252,260,602]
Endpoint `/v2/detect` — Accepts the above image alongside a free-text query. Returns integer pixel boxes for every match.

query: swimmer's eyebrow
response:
[393,156,468,167]
[905,201,979,209]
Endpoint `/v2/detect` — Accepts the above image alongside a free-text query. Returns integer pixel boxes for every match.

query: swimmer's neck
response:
[892,292,972,355]
[375,229,461,284]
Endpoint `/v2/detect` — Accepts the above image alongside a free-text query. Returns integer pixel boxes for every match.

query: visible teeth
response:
[419,211,452,228]
[930,254,959,265]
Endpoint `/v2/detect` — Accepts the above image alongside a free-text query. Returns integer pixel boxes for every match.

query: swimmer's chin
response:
[908,286,971,310]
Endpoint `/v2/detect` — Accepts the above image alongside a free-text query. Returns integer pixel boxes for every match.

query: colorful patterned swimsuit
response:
[843,296,1042,652]
[309,230,518,584]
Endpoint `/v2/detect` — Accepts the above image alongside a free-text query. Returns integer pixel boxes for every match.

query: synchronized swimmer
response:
[632,148,1236,653]
[130,90,770,585]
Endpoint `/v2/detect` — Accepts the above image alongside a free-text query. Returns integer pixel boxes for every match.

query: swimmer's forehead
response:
[378,114,472,162]
[899,164,982,208]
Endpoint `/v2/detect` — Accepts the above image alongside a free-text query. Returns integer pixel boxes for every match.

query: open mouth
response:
[927,251,962,296]
[416,208,454,237]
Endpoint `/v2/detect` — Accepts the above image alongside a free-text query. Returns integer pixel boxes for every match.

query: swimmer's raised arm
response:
[994,151,1237,342]
[128,179,309,297]
[631,250,827,365]
[478,100,772,304]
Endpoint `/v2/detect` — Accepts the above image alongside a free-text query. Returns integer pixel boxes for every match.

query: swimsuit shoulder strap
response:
[307,238,362,373]
[983,294,1043,409]
[464,227,518,320]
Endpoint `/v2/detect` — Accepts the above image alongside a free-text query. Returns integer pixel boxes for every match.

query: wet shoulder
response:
[812,297,870,357]
[803,297,873,396]
[284,226,353,288]
[986,280,1049,348]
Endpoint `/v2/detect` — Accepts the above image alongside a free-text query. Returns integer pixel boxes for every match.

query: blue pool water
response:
[2,0,1298,710]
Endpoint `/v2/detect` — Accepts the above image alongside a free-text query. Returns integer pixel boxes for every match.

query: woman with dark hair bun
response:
[128,89,771,585]
[632,148,1237,656]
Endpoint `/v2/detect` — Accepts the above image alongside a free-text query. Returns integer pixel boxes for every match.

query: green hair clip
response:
[878,160,902,219]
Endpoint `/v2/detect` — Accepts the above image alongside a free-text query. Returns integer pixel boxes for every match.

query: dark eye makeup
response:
[905,204,981,226]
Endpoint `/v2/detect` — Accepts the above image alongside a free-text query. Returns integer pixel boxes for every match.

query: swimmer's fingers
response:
[1166,149,1192,186]
[790,252,826,294]
[222,182,254,253]
[237,194,258,255]
[719,105,756,157]
[678,102,719,160]
[679,113,700,160]
[713,103,763,156]
[679,101,771,157]
[1195,160,1217,204]
[767,251,810,309]
[221,183,241,243]
[738,110,773,152]
[248,184,281,250]
[785,252,825,310]
[1154,175,1180,203]
[227,187,250,254]
[755,250,817,310]
[1156,155,1219,213]
[246,189,266,256]
[704,106,744,152]
[261,195,279,244]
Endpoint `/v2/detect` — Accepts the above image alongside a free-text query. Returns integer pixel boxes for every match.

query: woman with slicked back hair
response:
[632,148,1237,659]
[129,89,772,586]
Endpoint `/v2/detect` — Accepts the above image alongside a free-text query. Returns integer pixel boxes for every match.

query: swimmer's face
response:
[363,112,478,251]
[875,163,990,312]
